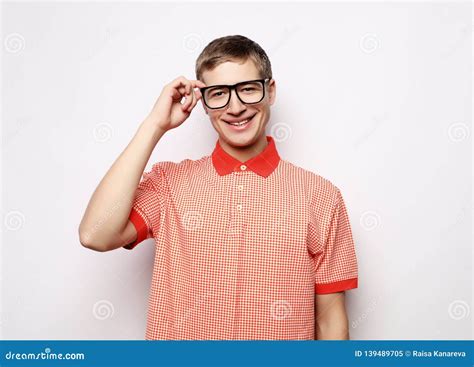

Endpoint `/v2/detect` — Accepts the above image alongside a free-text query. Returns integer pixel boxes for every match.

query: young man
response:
[78,35,358,340]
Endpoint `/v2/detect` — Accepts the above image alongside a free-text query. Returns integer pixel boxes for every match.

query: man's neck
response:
[219,135,268,163]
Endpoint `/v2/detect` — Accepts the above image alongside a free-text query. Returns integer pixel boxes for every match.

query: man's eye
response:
[209,90,225,98]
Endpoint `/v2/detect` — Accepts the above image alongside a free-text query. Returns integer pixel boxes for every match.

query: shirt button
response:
[237,185,243,191]
[236,204,242,211]
[240,165,247,171]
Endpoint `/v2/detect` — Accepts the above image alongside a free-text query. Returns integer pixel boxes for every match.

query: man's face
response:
[200,59,276,148]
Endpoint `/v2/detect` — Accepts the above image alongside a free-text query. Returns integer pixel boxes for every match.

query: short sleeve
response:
[123,163,166,250]
[313,189,358,294]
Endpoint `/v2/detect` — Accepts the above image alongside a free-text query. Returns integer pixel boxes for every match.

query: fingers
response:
[168,76,206,113]
[186,88,201,112]
[183,87,201,113]
[170,76,206,94]
[192,80,207,89]
[182,89,194,112]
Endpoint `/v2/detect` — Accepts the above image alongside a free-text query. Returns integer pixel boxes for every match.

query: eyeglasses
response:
[200,77,272,110]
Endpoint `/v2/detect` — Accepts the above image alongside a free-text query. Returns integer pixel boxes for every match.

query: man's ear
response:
[268,79,276,106]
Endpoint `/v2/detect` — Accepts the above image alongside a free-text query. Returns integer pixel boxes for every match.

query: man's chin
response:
[219,128,264,149]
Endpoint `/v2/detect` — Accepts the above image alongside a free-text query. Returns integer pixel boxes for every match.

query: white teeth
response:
[228,117,251,126]
[230,119,248,126]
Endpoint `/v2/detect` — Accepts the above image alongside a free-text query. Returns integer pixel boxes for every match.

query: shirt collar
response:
[211,135,280,178]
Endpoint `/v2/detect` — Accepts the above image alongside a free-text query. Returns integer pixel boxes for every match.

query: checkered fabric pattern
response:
[124,135,358,340]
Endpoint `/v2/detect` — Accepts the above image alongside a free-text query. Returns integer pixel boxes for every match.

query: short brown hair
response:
[195,35,272,81]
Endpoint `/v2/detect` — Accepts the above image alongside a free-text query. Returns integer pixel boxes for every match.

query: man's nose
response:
[226,89,246,114]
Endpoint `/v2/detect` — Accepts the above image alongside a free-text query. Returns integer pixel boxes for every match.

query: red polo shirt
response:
[124,135,358,340]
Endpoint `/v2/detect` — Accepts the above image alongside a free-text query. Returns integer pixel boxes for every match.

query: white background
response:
[2,1,472,340]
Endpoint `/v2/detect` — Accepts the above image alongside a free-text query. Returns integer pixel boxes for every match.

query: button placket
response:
[227,172,244,237]
[235,171,245,213]
[235,174,245,235]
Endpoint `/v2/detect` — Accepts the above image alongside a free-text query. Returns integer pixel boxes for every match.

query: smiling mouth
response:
[223,114,256,127]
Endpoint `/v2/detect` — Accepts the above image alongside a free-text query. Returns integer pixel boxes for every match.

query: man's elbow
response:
[78,227,109,252]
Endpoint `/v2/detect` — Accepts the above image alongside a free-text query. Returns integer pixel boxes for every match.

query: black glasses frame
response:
[199,77,272,110]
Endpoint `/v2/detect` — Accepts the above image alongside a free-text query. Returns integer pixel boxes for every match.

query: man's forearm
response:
[314,292,351,340]
[78,117,165,251]
[315,319,350,340]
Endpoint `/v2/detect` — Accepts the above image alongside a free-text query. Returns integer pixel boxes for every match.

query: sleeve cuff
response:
[123,207,149,250]
[315,277,358,294]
